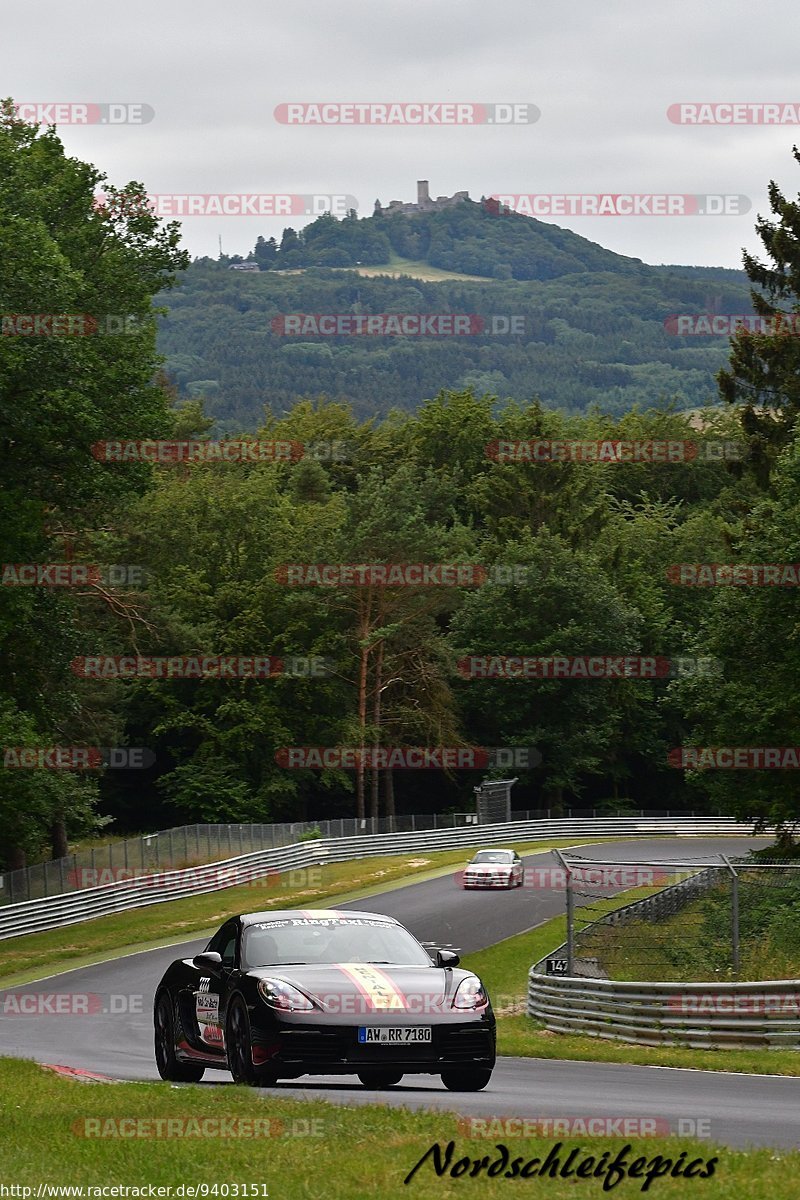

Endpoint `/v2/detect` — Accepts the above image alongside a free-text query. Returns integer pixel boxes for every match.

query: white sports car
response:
[461,849,524,889]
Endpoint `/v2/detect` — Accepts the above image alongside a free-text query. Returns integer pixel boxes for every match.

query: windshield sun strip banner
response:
[250,915,395,930]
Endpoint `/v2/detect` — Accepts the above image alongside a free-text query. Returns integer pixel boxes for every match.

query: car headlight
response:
[452,976,488,1010]
[257,978,315,1012]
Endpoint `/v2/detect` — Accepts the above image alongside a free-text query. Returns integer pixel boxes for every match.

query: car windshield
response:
[471,851,512,863]
[242,918,434,968]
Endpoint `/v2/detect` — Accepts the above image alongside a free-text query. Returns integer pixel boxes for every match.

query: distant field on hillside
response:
[332,254,491,282]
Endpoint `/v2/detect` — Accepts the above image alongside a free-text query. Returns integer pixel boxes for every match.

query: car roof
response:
[472,848,515,855]
[239,907,399,926]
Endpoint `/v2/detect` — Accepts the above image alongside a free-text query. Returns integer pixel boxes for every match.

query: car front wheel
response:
[226,997,277,1086]
[441,1066,493,1091]
[154,994,205,1083]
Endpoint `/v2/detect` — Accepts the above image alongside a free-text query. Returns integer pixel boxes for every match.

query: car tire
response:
[226,996,277,1087]
[441,1066,493,1092]
[154,993,205,1083]
[356,1069,404,1088]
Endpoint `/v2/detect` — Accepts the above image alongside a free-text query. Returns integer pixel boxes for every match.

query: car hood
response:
[467,862,511,871]
[246,963,479,1016]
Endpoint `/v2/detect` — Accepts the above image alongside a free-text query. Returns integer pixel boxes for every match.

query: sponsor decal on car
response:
[195,977,222,1045]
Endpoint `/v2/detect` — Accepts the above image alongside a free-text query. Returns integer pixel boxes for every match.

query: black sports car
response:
[154,908,496,1091]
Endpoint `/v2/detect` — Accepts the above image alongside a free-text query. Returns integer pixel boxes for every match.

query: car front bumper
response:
[463,873,513,888]
[251,1018,496,1074]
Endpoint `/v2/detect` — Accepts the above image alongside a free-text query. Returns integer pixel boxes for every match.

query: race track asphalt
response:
[2,835,797,1150]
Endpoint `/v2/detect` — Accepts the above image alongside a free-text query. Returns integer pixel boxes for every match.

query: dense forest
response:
[158,204,754,428]
[3,107,800,870]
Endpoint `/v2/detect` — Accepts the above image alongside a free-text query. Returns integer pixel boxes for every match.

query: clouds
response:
[4,0,799,266]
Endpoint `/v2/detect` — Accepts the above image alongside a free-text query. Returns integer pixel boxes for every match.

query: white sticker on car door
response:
[195,976,223,1046]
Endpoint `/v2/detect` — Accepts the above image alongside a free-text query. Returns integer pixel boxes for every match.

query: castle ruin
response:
[374,180,470,216]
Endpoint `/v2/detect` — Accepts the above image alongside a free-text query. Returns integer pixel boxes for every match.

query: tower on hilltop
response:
[375,181,469,216]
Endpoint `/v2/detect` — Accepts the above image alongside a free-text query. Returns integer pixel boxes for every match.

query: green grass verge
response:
[0,839,616,986]
[0,1057,793,1198]
[461,903,800,1076]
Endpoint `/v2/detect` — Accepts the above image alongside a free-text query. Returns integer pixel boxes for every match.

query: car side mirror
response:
[193,951,223,972]
[436,949,460,968]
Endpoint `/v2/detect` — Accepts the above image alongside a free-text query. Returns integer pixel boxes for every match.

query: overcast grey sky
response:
[4,0,800,268]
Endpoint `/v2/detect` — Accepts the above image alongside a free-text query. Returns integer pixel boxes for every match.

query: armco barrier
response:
[527,973,800,1050]
[0,816,764,941]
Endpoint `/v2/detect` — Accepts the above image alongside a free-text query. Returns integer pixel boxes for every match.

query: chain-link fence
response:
[549,851,800,982]
[0,815,467,905]
[1,806,710,905]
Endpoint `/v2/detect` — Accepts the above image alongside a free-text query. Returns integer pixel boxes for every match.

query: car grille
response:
[272,1023,494,1066]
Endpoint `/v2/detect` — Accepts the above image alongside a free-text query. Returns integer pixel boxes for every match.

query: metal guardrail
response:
[527,974,800,1049]
[0,815,764,941]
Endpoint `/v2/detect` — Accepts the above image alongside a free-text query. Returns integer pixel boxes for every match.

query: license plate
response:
[358,1026,432,1044]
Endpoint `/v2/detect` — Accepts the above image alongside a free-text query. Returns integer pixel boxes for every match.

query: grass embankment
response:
[0,1057,795,1198]
[0,838,613,985]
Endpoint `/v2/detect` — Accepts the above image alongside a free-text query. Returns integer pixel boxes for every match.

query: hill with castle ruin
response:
[236,181,643,280]
[158,183,754,429]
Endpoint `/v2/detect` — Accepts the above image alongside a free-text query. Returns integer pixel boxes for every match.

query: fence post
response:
[554,849,574,974]
[722,856,740,976]
[565,872,574,974]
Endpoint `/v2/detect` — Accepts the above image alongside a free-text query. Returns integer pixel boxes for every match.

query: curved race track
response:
[2,836,798,1150]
